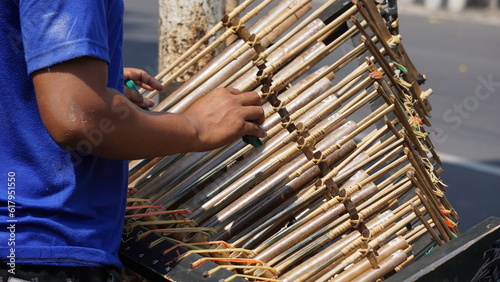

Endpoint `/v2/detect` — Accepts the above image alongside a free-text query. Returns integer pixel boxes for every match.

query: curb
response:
[398,2,500,26]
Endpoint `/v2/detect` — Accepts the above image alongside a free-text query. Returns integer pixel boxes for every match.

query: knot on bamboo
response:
[324,179,340,198]
[247,34,262,49]
[271,99,287,115]
[280,116,296,132]
[387,35,401,49]
[358,231,380,268]
[312,151,325,165]
[296,136,312,151]
[299,146,314,161]
[253,53,269,68]
[229,20,245,35]
[221,13,232,27]
[260,86,276,100]
[222,14,247,40]
[256,69,273,87]
[335,189,351,204]
[349,214,364,229]
[359,231,373,252]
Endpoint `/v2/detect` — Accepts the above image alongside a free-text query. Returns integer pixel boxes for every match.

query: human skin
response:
[32,56,266,160]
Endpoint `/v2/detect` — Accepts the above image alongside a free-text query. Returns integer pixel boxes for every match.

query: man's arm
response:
[32,56,266,160]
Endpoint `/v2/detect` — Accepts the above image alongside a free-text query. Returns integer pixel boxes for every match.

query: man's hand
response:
[123,68,163,108]
[183,87,266,151]
[32,56,266,159]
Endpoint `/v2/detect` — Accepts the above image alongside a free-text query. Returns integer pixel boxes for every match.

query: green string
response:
[425,243,436,255]
[392,60,408,74]
[425,232,458,255]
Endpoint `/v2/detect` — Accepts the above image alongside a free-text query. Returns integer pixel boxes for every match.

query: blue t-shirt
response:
[0,0,128,269]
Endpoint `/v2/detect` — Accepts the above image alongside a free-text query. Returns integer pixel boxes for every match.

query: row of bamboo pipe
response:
[123,0,458,281]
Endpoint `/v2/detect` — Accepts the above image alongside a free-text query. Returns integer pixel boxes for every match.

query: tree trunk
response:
[158,0,225,96]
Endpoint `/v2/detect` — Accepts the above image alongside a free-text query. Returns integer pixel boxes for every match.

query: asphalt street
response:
[122,0,500,232]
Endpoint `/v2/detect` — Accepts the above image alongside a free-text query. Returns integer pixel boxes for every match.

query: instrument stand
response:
[386,217,500,281]
[120,226,247,282]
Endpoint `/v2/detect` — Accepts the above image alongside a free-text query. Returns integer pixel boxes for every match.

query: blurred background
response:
[122,0,500,233]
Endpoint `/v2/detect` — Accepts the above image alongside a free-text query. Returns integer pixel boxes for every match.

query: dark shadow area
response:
[440,161,500,232]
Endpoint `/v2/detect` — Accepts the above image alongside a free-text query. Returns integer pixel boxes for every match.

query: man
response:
[0,0,265,280]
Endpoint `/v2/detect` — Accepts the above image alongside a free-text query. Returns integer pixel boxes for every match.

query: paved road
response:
[122,0,500,232]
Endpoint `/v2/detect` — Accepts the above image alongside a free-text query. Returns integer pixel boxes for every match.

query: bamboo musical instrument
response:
[121,1,459,281]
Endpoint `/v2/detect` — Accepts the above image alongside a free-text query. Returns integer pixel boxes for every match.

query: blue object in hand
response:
[125,79,150,111]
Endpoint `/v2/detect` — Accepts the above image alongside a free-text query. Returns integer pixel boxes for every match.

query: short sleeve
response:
[19,1,110,74]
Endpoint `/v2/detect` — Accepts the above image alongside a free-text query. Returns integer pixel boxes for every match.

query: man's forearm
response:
[32,56,265,160]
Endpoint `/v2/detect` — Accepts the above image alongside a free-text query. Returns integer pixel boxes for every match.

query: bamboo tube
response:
[163,61,360,209]
[223,2,356,89]
[356,0,431,118]
[172,73,331,189]
[279,209,398,281]
[256,177,410,279]
[261,69,335,127]
[250,168,411,270]
[252,41,329,95]
[154,1,312,113]
[187,117,355,224]
[400,222,426,243]
[234,5,359,92]
[229,182,324,248]
[332,121,395,177]
[151,0,288,91]
[150,70,335,207]
[139,85,366,192]
[348,249,408,282]
[394,254,415,274]
[255,183,378,264]
[412,202,444,246]
[405,220,436,245]
[129,153,181,185]
[212,139,356,242]
[131,149,221,199]
[258,26,370,102]
[256,0,343,62]
[174,120,338,212]
[235,142,374,250]
[205,122,358,232]
[310,104,397,186]
[298,126,400,205]
[364,138,403,174]
[260,171,370,265]
[310,203,418,281]
[353,18,430,128]
[175,81,372,213]
[229,18,327,90]
[128,158,153,181]
[229,144,372,250]
[283,202,419,282]
[329,236,408,282]
[267,154,408,273]
[135,44,348,187]
[236,116,400,249]
[276,64,373,135]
